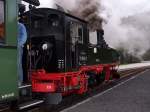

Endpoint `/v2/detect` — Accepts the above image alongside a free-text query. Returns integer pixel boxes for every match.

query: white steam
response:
[54,0,78,10]
[39,0,54,8]
[102,0,150,57]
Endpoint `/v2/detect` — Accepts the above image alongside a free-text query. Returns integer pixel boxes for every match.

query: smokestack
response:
[97,29,108,48]
[97,29,104,44]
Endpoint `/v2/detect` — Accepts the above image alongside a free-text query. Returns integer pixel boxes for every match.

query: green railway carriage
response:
[0,0,18,102]
[0,0,40,104]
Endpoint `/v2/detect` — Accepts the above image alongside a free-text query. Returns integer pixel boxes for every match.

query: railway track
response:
[1,66,149,112]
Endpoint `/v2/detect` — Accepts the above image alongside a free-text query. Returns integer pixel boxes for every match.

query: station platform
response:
[119,62,150,71]
[61,69,150,112]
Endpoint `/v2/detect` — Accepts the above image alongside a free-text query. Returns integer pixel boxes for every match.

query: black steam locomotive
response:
[20,8,120,104]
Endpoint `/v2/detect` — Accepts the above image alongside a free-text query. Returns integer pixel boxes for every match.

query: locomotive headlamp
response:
[42,43,48,50]
[42,42,53,50]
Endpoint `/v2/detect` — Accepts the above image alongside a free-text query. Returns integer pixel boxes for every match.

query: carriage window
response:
[0,0,5,43]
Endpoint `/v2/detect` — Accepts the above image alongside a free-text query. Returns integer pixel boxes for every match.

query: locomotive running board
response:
[18,99,44,110]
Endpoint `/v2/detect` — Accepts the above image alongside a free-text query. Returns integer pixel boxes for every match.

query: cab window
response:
[78,27,83,44]
[0,0,5,43]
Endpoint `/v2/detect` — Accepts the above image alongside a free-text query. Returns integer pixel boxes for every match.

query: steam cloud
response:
[72,0,103,31]
[55,0,103,31]
[103,5,150,58]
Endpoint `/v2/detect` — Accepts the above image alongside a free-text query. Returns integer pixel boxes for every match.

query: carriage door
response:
[0,0,18,101]
[70,22,83,68]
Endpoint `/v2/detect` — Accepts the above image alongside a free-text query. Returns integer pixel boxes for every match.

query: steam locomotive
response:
[0,0,119,110]
[20,7,120,104]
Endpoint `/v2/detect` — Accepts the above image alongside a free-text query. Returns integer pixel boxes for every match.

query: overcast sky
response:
[39,0,54,8]
[38,0,150,15]
[38,0,150,18]
[102,0,150,17]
